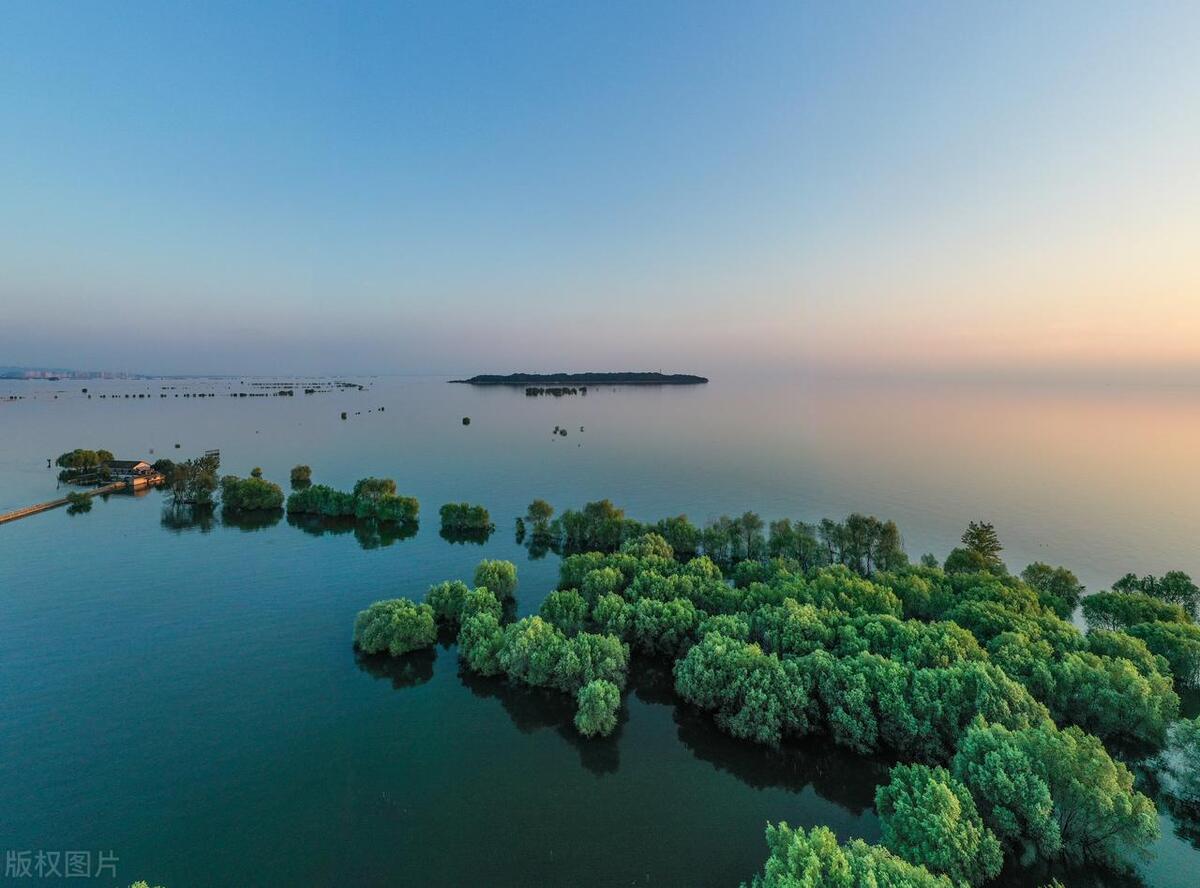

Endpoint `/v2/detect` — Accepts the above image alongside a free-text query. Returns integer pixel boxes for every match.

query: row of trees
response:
[286,477,419,524]
[54,447,114,482]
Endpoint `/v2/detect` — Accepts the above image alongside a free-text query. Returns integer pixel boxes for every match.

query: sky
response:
[2,1,1199,378]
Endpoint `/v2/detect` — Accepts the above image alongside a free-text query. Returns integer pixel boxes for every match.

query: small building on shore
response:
[103,459,155,480]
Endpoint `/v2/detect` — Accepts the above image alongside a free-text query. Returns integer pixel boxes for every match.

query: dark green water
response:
[1,376,1197,886]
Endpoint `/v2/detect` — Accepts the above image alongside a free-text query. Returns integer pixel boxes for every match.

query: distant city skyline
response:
[3,2,1199,379]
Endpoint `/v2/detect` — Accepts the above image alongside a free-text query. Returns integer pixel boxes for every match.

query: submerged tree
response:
[474,559,518,602]
[876,763,1002,886]
[744,823,952,888]
[574,679,620,737]
[352,598,437,657]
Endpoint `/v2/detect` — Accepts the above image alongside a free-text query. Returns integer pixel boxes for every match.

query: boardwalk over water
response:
[0,477,158,524]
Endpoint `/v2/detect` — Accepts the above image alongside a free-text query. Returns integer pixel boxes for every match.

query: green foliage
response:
[1114,571,1199,620]
[426,580,471,623]
[289,464,312,487]
[652,514,700,558]
[592,593,632,639]
[474,559,517,601]
[701,513,767,564]
[1082,591,1189,631]
[1022,563,1085,618]
[65,491,92,514]
[767,518,826,570]
[953,720,1158,865]
[439,501,493,530]
[960,520,1004,569]
[162,452,220,506]
[1158,716,1200,809]
[286,484,357,517]
[944,546,996,575]
[743,823,953,888]
[675,633,813,747]
[1128,621,1200,688]
[630,596,702,657]
[784,566,903,617]
[876,763,1002,885]
[558,499,635,552]
[620,531,674,560]
[526,498,554,523]
[352,477,419,523]
[952,719,1062,856]
[698,612,751,642]
[220,473,284,511]
[492,616,629,695]
[581,566,624,603]
[816,513,908,575]
[574,679,620,737]
[990,631,1179,747]
[457,612,505,676]
[461,587,502,623]
[539,589,589,635]
[55,447,115,480]
[353,598,437,656]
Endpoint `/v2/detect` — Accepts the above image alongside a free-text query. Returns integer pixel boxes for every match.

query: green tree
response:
[65,491,92,514]
[539,589,589,635]
[1082,591,1189,631]
[743,823,952,888]
[426,580,471,623]
[289,464,312,488]
[461,587,502,622]
[1128,621,1200,688]
[574,679,620,737]
[620,531,674,560]
[951,719,1062,856]
[457,612,505,676]
[220,473,284,511]
[1022,563,1085,618]
[961,520,1003,568]
[1158,716,1200,809]
[497,617,568,688]
[474,559,518,601]
[592,593,632,640]
[652,515,700,558]
[353,598,437,656]
[439,502,493,531]
[526,498,554,524]
[876,763,1002,886]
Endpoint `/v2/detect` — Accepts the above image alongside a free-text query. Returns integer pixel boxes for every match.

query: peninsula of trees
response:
[449,372,708,385]
[351,498,1200,887]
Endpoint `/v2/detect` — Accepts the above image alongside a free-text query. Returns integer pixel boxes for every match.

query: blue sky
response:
[2,2,1198,376]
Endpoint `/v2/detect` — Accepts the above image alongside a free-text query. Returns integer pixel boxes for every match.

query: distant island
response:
[449,372,708,386]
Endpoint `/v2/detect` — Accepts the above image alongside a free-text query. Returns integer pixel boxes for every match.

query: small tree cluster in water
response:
[219,473,285,512]
[352,502,1200,885]
[54,447,114,482]
[286,476,419,524]
[438,502,494,542]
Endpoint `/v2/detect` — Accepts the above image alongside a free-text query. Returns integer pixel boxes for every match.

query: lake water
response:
[1,375,1197,887]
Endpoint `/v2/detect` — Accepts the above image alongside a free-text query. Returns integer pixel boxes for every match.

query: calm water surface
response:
[1,376,1197,886]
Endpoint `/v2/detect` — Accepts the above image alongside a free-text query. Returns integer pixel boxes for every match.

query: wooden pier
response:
[0,475,160,525]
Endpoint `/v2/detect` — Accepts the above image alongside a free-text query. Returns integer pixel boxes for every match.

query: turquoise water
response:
[1,376,1196,886]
